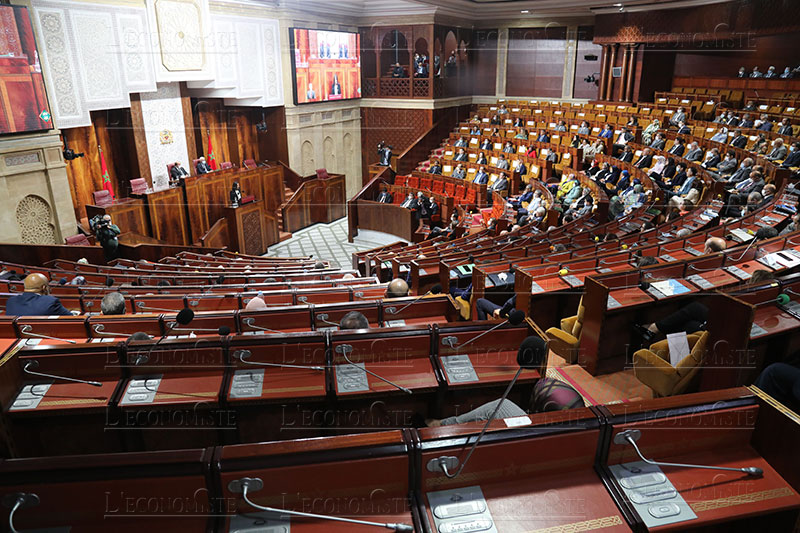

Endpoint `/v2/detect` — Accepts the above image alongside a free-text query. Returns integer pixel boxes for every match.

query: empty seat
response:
[92,190,112,207]
[130,178,148,195]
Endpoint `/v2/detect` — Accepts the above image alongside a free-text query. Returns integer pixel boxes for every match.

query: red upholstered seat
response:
[92,190,112,207]
[166,163,175,178]
[242,159,256,169]
[444,182,455,196]
[395,175,408,187]
[393,193,404,204]
[407,176,419,189]
[65,234,91,246]
[420,177,432,190]
[191,158,201,174]
[130,178,147,195]
[455,185,466,199]
[316,168,330,180]
[221,161,233,170]
[432,181,444,194]
[464,188,477,205]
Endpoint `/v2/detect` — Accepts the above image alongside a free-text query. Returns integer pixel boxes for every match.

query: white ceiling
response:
[276,0,732,21]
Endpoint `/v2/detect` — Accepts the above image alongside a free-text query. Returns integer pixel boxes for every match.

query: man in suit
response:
[378,142,393,166]
[701,147,721,169]
[479,138,492,151]
[668,138,685,157]
[429,161,443,175]
[728,157,754,184]
[669,107,686,128]
[419,195,438,221]
[618,145,634,163]
[489,172,509,194]
[454,148,468,162]
[635,148,653,169]
[714,152,737,177]
[474,166,489,184]
[170,161,188,181]
[730,130,748,149]
[780,67,794,79]
[676,121,691,135]
[376,187,392,203]
[614,127,633,148]
[400,193,418,209]
[778,119,794,136]
[537,130,550,143]
[764,66,777,78]
[684,142,704,162]
[750,66,763,78]
[454,136,468,148]
[512,159,526,177]
[726,113,741,127]
[739,114,753,128]
[392,63,405,78]
[757,114,773,131]
[6,273,73,316]
[306,83,316,101]
[496,154,510,170]
[766,139,788,161]
[503,141,515,153]
[599,124,613,139]
[592,161,611,181]
[475,294,516,321]
[780,142,800,168]
[195,157,211,175]
[650,133,667,151]
[452,163,466,179]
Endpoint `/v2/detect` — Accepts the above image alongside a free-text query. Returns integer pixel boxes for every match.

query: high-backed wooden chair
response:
[545,297,584,364]
[633,330,709,397]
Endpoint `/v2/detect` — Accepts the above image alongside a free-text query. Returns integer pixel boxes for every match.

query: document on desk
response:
[667,332,691,367]
[651,280,691,297]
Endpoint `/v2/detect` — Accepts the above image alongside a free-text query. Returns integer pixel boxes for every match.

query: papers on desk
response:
[760,251,800,269]
[728,228,754,243]
[666,332,691,367]
[649,280,691,298]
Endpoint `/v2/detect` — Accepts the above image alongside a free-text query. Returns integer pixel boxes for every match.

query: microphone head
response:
[218,326,231,335]
[106,277,115,287]
[429,283,442,295]
[176,308,195,325]
[518,336,548,369]
[128,332,152,342]
[776,293,790,305]
[508,309,526,326]
[743,466,764,476]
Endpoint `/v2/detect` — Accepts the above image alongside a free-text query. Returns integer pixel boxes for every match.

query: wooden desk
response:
[137,186,190,245]
[356,200,420,243]
[224,200,268,256]
[85,199,148,237]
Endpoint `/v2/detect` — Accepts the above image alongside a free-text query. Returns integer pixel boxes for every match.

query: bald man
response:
[703,236,727,254]
[386,278,409,298]
[6,273,73,316]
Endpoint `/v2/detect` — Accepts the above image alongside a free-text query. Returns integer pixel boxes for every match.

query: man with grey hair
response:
[100,291,126,315]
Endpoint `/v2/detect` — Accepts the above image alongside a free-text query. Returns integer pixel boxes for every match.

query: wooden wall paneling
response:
[183,177,208,243]
[257,106,289,164]
[360,107,433,183]
[91,112,125,201]
[634,48,676,103]
[472,29,498,96]
[325,176,346,222]
[506,27,567,98]
[85,201,148,237]
[193,99,231,170]
[104,109,141,197]
[63,126,97,223]
[234,110,258,165]
[129,94,152,187]
[260,166,284,213]
[179,83,197,167]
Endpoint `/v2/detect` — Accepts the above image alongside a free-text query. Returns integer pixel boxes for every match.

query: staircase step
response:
[278,231,292,242]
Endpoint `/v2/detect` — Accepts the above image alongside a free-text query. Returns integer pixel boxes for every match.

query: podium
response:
[224,200,267,256]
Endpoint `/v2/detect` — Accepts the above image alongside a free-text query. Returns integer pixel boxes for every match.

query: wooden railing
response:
[347,167,393,242]
[199,218,229,249]
[282,173,347,233]
[394,108,464,175]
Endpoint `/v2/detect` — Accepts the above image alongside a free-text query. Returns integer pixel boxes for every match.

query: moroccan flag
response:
[99,146,115,199]
[207,134,217,170]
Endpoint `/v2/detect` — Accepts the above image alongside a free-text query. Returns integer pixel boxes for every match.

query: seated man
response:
[684,142,704,162]
[391,63,405,78]
[502,141,515,154]
[429,160,443,175]
[419,195,439,221]
[617,145,634,163]
[453,148,468,162]
[454,136,468,148]
[636,301,708,342]
[634,148,653,169]
[700,147,721,169]
[451,163,466,179]
[537,130,550,143]
[766,138,787,161]
[475,293,516,321]
[496,154,510,170]
[100,291,126,315]
[474,166,489,184]
[650,133,667,151]
[730,129,748,148]
[669,107,686,128]
[780,142,800,168]
[555,120,567,132]
[170,161,188,181]
[777,118,794,136]
[479,138,492,150]
[340,311,369,330]
[195,156,211,175]
[6,273,73,316]
[599,124,614,138]
[757,114,773,131]
[613,127,633,151]
[676,121,691,135]
[400,193,418,209]
[667,138,685,156]
[376,187,393,203]
[487,172,509,204]
[739,114,754,128]
[386,278,409,298]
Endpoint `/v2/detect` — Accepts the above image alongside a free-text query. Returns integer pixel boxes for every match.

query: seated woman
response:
[514,128,529,140]
[641,118,660,145]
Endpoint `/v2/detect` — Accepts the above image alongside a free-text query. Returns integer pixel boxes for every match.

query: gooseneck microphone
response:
[335,344,412,394]
[242,317,282,334]
[235,349,325,371]
[614,429,763,476]
[132,308,195,369]
[428,336,548,479]
[315,313,340,328]
[441,309,525,350]
[18,324,77,344]
[228,477,413,532]
[3,492,40,533]
[23,360,102,387]
[385,284,442,315]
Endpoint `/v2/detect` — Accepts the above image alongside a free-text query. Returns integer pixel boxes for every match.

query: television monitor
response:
[0,5,52,134]
[290,28,361,105]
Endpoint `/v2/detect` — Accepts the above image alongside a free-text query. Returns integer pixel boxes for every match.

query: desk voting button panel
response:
[724,265,751,280]
[385,319,407,327]
[335,362,370,393]
[441,355,479,384]
[230,369,265,399]
[228,511,290,532]
[120,375,162,405]
[610,461,696,529]
[9,382,52,411]
[428,485,497,533]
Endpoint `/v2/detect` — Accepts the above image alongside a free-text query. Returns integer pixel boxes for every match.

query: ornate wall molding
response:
[139,82,190,191]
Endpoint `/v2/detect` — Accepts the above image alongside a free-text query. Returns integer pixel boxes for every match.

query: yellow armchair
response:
[545,298,584,364]
[633,330,709,397]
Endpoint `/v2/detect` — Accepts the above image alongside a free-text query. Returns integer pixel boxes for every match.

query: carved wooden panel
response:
[241,209,264,256]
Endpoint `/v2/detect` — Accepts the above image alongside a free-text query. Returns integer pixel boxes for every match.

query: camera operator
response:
[90,214,121,262]
[377,141,393,166]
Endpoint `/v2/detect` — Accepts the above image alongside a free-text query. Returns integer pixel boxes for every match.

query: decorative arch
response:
[343,132,354,158]
[301,140,315,175]
[16,195,56,244]
[380,30,410,77]
[323,136,336,170]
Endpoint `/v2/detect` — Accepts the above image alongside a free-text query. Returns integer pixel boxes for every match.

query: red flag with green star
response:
[207,134,217,170]
[99,146,115,199]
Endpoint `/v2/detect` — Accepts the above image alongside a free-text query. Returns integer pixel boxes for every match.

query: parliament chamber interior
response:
[0,0,800,530]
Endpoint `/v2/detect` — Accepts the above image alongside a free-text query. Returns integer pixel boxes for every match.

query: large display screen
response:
[290,28,361,105]
[0,5,52,134]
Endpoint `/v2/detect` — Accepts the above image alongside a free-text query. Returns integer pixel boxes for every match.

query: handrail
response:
[394,108,465,175]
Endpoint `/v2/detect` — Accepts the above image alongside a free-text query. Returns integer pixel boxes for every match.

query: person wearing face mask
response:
[780,142,800,169]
